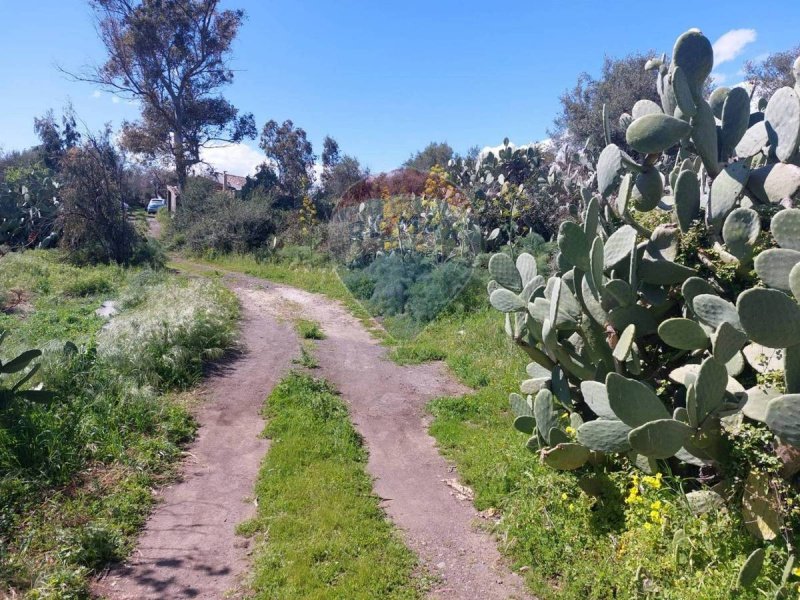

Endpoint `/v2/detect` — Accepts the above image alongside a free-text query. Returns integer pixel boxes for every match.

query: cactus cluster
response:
[488,28,800,541]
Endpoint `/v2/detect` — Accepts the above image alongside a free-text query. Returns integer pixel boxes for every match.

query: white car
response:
[147,198,167,214]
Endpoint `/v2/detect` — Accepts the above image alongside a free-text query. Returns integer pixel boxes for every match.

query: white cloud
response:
[111,96,120,104]
[713,29,757,66]
[92,90,102,99]
[199,143,264,176]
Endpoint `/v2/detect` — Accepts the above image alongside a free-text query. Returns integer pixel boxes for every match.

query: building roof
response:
[208,171,247,191]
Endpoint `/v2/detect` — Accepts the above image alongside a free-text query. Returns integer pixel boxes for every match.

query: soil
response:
[94,258,532,600]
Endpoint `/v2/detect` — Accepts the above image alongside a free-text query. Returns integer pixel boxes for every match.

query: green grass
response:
[394,308,772,599]
[0,250,239,598]
[239,372,425,599]
[295,318,325,340]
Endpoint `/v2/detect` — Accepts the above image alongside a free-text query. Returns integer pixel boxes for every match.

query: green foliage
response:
[484,28,800,580]
[167,179,279,255]
[295,318,325,340]
[0,251,238,597]
[243,372,424,598]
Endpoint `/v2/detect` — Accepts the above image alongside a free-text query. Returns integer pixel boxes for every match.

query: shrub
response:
[96,278,239,389]
[61,271,113,297]
[485,28,800,587]
[407,260,472,323]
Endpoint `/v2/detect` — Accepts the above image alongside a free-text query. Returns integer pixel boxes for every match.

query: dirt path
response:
[232,270,531,600]
[94,279,299,599]
[96,257,531,599]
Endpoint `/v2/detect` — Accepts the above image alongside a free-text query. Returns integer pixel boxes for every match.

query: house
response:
[165,171,247,212]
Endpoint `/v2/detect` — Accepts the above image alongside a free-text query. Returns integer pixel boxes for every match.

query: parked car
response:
[146,198,167,214]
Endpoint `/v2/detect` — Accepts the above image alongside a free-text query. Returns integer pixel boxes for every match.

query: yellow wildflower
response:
[644,522,652,530]
[650,500,662,510]
[569,504,575,512]
[565,426,576,435]
[561,493,568,501]
[792,567,800,577]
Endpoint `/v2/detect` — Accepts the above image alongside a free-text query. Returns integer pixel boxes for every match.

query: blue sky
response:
[0,1,798,174]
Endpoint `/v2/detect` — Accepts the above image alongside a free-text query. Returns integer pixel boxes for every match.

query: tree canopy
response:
[744,45,800,98]
[258,119,316,206]
[403,142,454,172]
[77,0,256,189]
[552,53,659,149]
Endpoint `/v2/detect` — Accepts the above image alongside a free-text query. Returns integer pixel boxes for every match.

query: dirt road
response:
[96,261,531,599]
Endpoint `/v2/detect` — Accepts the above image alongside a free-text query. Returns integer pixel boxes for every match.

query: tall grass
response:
[0,250,239,597]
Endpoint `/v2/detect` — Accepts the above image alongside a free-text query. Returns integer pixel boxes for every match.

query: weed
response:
[294,342,319,369]
[295,318,325,340]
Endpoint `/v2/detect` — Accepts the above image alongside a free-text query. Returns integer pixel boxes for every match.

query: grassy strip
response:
[239,371,425,599]
[0,250,239,597]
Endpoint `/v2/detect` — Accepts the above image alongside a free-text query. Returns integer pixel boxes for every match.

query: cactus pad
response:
[580,380,616,419]
[692,294,742,331]
[709,87,730,119]
[674,169,701,232]
[720,86,751,153]
[747,163,800,204]
[791,263,800,302]
[735,121,769,158]
[626,113,692,154]
[509,393,533,418]
[488,253,522,291]
[658,318,709,350]
[754,249,800,291]
[541,443,590,471]
[765,394,800,447]
[672,30,713,97]
[737,548,765,589]
[737,288,800,348]
[712,322,748,364]
[490,288,526,313]
[671,66,696,118]
[596,144,625,197]
[638,258,697,285]
[515,252,539,287]
[708,161,750,224]
[577,419,632,453]
[607,372,670,427]
[764,86,800,163]
[722,207,761,259]
[557,221,591,272]
[772,208,800,250]
[631,99,663,120]
[604,225,638,268]
[628,418,692,459]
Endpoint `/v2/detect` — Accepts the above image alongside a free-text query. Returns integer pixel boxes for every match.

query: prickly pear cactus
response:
[488,28,800,538]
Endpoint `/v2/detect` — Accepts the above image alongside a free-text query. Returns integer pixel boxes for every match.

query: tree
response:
[58,127,144,264]
[317,135,366,208]
[744,45,800,98]
[321,136,340,168]
[403,142,453,172]
[259,119,316,206]
[73,0,256,190]
[320,155,365,209]
[552,53,660,148]
[33,106,81,171]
